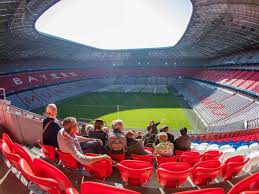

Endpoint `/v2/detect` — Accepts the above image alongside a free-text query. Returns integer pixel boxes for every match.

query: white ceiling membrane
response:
[36,0,192,50]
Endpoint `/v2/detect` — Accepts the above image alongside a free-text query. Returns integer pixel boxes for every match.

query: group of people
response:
[142,124,192,157]
[42,103,192,166]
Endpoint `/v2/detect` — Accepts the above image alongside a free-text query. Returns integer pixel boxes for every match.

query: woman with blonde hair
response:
[154,132,174,157]
[43,104,61,148]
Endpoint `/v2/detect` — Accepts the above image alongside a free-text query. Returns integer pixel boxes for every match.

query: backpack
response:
[108,131,127,152]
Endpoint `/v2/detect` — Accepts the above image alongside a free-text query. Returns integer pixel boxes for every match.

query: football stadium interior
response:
[0,0,258,194]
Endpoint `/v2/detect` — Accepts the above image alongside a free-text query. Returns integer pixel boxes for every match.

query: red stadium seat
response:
[34,158,72,192]
[1,142,20,169]
[39,144,59,161]
[12,143,33,166]
[117,160,153,186]
[109,152,125,162]
[131,153,153,163]
[179,151,201,166]
[175,150,191,156]
[220,156,249,180]
[191,160,221,186]
[65,188,80,194]
[174,188,225,194]
[84,153,112,180]
[156,155,178,166]
[201,150,222,161]
[12,143,33,178]
[80,181,141,194]
[228,172,259,194]
[2,133,14,151]
[19,158,72,194]
[56,150,81,170]
[157,162,192,188]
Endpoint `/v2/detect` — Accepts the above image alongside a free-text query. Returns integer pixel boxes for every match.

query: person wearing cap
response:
[42,104,61,148]
[57,117,112,165]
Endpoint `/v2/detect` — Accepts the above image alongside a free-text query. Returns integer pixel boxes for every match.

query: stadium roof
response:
[0,0,258,63]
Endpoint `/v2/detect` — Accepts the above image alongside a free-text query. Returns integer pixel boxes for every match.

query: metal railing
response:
[247,117,259,129]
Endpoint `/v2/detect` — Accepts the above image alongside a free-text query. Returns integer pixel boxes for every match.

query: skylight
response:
[35,0,192,50]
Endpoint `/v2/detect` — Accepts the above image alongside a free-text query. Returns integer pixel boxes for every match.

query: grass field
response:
[34,92,193,131]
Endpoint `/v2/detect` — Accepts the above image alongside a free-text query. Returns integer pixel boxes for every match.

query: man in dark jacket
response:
[149,120,160,134]
[88,119,108,145]
[43,104,61,148]
[174,127,191,150]
[142,125,156,147]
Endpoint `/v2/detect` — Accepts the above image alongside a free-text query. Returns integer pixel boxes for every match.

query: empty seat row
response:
[8,78,112,110]
[192,128,259,142]
[156,155,249,188]
[173,78,257,126]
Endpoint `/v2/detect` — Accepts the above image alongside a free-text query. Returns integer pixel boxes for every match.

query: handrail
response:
[247,117,259,129]
[0,88,6,101]
[6,104,44,121]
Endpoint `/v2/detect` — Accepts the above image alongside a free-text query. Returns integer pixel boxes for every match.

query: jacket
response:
[127,138,150,155]
[43,117,61,148]
[174,135,191,150]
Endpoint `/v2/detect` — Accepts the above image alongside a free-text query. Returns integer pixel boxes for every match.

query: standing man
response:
[149,120,160,134]
[43,104,61,148]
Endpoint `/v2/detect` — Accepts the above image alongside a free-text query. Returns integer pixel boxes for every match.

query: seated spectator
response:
[43,104,61,148]
[107,120,127,154]
[142,126,156,147]
[126,130,150,155]
[86,124,94,136]
[102,126,109,134]
[88,119,108,145]
[132,130,137,136]
[80,123,88,137]
[136,131,143,139]
[80,123,108,154]
[149,120,160,134]
[57,117,111,165]
[174,127,191,150]
[154,126,174,146]
[154,132,174,157]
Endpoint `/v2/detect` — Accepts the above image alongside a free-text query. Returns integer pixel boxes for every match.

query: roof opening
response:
[35,0,192,50]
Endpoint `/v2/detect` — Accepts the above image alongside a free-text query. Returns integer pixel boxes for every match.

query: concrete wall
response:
[0,100,43,144]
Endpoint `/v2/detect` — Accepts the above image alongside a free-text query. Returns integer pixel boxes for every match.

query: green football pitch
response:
[34,92,193,131]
